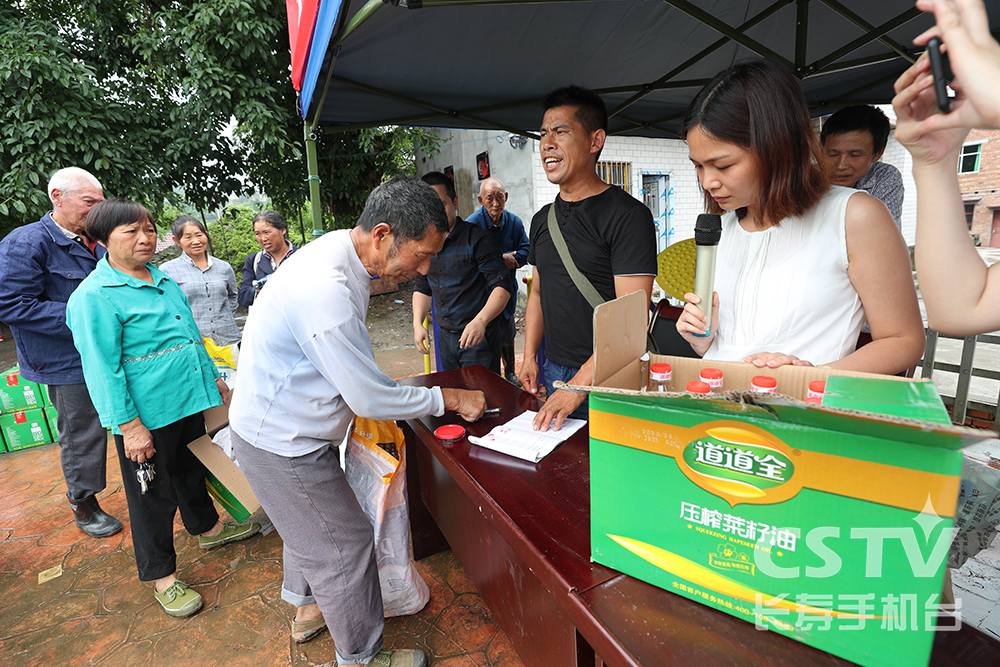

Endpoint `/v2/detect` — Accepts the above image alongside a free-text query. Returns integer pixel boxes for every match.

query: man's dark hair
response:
[85,198,154,244]
[820,105,891,155]
[420,171,456,200]
[357,175,449,245]
[542,85,608,135]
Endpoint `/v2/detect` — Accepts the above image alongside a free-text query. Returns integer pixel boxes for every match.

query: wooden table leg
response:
[402,419,449,560]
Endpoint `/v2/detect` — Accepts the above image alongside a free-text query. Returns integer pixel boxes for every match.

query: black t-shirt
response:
[527,186,657,368]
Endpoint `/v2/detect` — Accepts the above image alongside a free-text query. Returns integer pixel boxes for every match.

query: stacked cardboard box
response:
[0,366,52,452]
[583,292,993,667]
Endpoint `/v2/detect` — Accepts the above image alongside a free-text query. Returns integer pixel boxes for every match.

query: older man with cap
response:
[0,167,122,538]
[467,177,530,383]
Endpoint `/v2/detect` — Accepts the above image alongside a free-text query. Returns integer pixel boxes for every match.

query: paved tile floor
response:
[0,342,528,667]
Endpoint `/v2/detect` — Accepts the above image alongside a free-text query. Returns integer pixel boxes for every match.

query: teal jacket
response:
[66,257,221,433]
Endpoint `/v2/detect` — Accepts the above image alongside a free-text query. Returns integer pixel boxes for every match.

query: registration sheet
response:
[468,410,586,463]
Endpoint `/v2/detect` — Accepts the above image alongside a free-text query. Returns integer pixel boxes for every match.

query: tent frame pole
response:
[304,122,324,236]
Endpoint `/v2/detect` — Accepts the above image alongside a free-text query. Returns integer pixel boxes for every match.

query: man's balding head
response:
[48,167,104,236]
[478,178,507,224]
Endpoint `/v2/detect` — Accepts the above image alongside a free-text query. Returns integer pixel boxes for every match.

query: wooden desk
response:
[401,366,1000,667]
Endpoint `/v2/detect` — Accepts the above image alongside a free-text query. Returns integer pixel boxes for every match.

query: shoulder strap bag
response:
[546,202,659,354]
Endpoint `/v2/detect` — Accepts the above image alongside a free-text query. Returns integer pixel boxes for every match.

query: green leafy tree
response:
[0,0,291,234]
[209,206,260,278]
[314,127,442,229]
[1,0,440,238]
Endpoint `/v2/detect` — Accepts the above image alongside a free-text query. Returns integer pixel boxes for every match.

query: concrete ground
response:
[0,325,526,667]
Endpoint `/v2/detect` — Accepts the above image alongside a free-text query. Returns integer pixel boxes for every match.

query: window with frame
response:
[965,202,976,230]
[597,161,632,195]
[959,143,982,174]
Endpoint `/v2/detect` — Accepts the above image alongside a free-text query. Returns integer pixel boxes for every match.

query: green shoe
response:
[198,521,261,550]
[153,580,202,618]
[367,649,427,667]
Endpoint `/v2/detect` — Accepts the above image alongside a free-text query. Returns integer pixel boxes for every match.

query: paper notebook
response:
[468,410,585,463]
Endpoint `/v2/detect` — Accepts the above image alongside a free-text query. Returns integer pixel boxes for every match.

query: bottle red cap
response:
[686,381,712,395]
[700,368,723,380]
[650,363,672,374]
[808,380,826,394]
[751,375,777,389]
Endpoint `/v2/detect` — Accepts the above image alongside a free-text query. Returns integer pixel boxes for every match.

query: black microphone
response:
[692,214,722,337]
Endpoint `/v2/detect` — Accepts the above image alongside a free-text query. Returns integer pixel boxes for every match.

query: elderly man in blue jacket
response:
[467,177,530,383]
[0,167,122,538]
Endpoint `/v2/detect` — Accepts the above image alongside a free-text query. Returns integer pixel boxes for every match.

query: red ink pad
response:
[434,424,466,445]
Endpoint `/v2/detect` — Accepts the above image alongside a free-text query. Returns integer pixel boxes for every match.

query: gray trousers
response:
[231,429,383,666]
[48,383,110,502]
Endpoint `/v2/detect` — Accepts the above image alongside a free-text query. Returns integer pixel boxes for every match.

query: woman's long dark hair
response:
[682,60,828,227]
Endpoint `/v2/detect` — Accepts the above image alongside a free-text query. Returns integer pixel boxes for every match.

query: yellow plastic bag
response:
[346,417,430,617]
[203,337,238,387]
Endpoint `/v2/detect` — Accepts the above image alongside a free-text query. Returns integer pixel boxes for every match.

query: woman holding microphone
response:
[676,59,925,375]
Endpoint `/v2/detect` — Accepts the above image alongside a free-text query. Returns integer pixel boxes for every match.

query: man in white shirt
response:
[230,176,486,667]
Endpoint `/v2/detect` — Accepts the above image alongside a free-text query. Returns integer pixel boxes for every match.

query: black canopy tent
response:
[298,0,1000,228]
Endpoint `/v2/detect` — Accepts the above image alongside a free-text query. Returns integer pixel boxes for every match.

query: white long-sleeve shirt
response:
[230,229,444,457]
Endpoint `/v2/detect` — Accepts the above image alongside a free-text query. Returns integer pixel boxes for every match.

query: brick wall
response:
[945,405,996,431]
[958,129,1000,244]
[529,134,707,244]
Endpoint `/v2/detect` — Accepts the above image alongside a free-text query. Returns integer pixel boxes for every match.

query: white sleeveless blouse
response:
[704,186,865,365]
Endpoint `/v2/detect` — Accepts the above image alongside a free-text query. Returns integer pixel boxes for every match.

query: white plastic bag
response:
[345,418,430,617]
[950,440,1000,569]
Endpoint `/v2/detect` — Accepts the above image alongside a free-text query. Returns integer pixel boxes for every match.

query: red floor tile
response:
[0,345,528,666]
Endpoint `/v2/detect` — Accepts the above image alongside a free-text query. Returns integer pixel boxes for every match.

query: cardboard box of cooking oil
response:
[44,406,58,443]
[0,408,52,450]
[0,371,44,414]
[40,383,53,407]
[582,291,991,667]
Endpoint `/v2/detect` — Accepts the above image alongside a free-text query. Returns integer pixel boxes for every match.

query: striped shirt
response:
[159,253,241,346]
[856,161,904,229]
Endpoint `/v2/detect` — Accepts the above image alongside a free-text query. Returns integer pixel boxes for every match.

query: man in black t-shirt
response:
[519,86,657,431]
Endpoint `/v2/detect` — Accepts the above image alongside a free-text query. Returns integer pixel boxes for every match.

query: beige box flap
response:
[593,290,648,387]
[187,434,260,511]
[204,401,229,437]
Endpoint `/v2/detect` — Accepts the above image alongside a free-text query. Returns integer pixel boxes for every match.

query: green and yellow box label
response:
[590,388,962,667]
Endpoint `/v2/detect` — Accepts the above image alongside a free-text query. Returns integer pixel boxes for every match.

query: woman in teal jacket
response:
[66,199,259,619]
